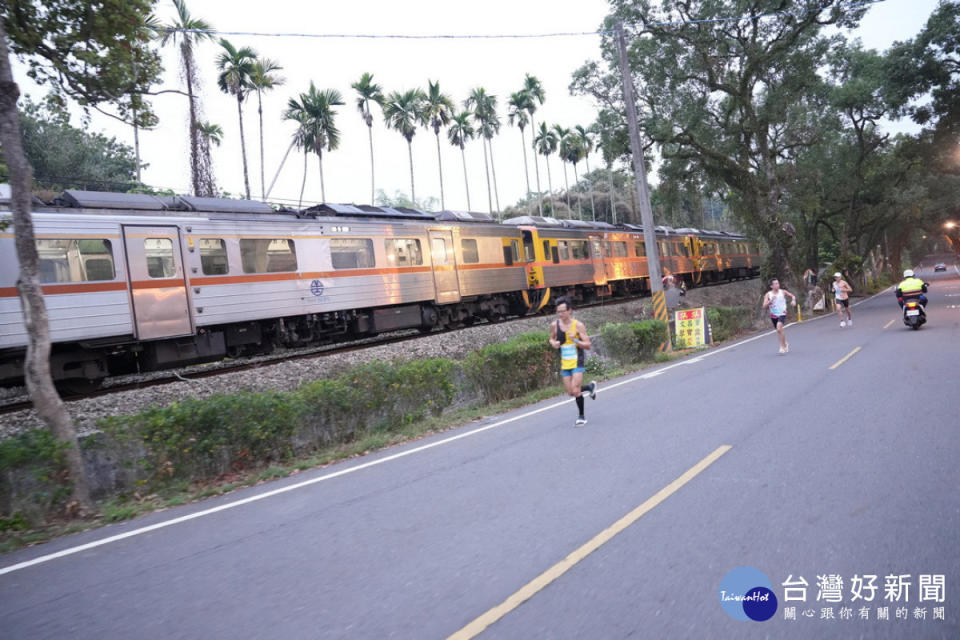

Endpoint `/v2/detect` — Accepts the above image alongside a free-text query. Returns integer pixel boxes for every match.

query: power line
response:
[154,0,886,40]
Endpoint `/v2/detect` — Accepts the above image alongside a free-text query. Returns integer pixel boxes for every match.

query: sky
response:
[9,0,944,213]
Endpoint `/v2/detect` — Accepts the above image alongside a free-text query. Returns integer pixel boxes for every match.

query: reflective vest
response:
[898,277,925,295]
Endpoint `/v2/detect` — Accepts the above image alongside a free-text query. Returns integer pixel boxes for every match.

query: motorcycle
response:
[901,298,926,330]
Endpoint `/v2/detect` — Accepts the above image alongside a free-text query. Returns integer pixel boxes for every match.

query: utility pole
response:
[616,20,670,348]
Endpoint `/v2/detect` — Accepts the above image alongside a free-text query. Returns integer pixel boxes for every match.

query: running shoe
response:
[588,381,597,400]
[847,320,853,327]
[575,417,587,427]
[840,321,846,327]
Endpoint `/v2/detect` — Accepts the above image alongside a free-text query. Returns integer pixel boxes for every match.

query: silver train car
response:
[1,190,759,388]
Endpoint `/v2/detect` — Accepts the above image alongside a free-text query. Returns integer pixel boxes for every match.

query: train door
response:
[589,236,607,285]
[122,225,193,340]
[429,230,461,304]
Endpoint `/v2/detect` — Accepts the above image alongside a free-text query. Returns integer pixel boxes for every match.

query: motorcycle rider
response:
[896,269,929,309]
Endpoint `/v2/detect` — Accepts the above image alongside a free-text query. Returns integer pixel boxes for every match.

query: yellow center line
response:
[447,445,733,640]
[883,318,896,330]
[830,346,862,370]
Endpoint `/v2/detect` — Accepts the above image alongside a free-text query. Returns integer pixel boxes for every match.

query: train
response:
[0,189,760,388]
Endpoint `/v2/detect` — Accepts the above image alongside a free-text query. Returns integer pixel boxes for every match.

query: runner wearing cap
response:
[831,272,853,327]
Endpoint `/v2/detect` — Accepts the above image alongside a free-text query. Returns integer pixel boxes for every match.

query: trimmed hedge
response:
[601,320,669,365]
[463,331,556,403]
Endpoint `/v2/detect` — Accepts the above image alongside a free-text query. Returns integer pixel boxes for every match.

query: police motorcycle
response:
[896,269,928,330]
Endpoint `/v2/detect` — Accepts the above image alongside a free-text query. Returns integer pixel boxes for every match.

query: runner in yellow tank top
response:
[548,298,597,426]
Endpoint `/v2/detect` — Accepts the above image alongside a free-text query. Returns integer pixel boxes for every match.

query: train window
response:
[241,238,299,273]
[36,239,116,283]
[145,238,176,278]
[327,238,372,270]
[679,243,690,257]
[431,238,450,266]
[510,240,521,262]
[558,241,570,261]
[612,242,627,257]
[634,242,646,257]
[603,242,613,258]
[199,238,229,275]
[385,238,423,267]
[570,241,588,260]
[460,239,479,264]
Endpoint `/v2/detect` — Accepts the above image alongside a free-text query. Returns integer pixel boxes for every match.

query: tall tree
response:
[465,87,500,215]
[197,120,223,147]
[553,124,572,213]
[157,0,215,196]
[351,72,383,205]
[507,90,533,211]
[423,80,455,210]
[215,38,257,200]
[299,83,343,204]
[534,121,558,200]
[575,124,597,220]
[248,57,284,200]
[447,110,475,211]
[562,128,585,219]
[523,74,546,215]
[1,0,163,511]
[383,88,427,204]
[282,101,312,209]
[576,0,868,286]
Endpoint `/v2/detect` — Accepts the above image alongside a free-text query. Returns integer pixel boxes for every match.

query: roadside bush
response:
[601,320,668,365]
[463,331,556,403]
[706,306,754,343]
[0,429,68,522]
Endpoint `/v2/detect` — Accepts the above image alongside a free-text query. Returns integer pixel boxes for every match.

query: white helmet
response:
[903,269,914,278]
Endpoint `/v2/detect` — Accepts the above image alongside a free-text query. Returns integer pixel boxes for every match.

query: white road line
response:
[0,282,900,576]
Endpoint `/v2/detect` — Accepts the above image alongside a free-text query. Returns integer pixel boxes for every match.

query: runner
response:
[832,272,853,327]
[548,298,597,426]
[761,278,797,354]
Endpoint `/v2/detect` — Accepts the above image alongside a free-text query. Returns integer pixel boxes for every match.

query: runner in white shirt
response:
[832,272,853,327]
[761,278,797,354]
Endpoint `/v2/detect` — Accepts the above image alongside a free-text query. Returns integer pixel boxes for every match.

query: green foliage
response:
[463,331,556,403]
[706,307,754,343]
[601,320,668,365]
[0,429,69,521]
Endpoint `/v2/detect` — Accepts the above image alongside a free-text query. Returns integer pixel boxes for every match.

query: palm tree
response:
[562,128,585,219]
[249,57,284,200]
[465,87,500,216]
[523,74,546,215]
[157,0,215,196]
[216,38,257,200]
[507,90,533,211]
[553,124,572,213]
[534,122,557,203]
[575,125,597,221]
[423,80,455,210]
[352,72,383,205]
[383,88,427,204]
[447,110,475,211]
[197,121,224,147]
[302,83,344,203]
[282,102,312,209]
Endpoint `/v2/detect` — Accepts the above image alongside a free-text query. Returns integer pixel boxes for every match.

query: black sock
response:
[576,395,584,417]
[581,384,591,393]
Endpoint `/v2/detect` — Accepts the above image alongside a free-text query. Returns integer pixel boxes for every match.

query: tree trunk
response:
[585,156,596,221]
[460,145,471,211]
[318,152,326,203]
[182,43,201,197]
[132,104,142,185]
[299,150,307,209]
[572,163,582,220]
[481,137,493,215]
[0,25,91,512]
[367,122,375,205]
[544,152,554,195]
[487,137,501,215]
[518,127,531,213]
[530,115,543,215]
[561,161,571,214]
[607,162,616,224]
[237,95,251,200]
[435,130,445,211]
[407,139,416,204]
[257,90,265,200]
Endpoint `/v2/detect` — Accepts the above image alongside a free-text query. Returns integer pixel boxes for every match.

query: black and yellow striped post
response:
[652,289,672,352]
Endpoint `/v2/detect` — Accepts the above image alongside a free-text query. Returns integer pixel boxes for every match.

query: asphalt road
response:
[2,264,959,639]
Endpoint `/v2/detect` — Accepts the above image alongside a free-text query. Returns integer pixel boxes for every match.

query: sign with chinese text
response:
[675,307,709,347]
